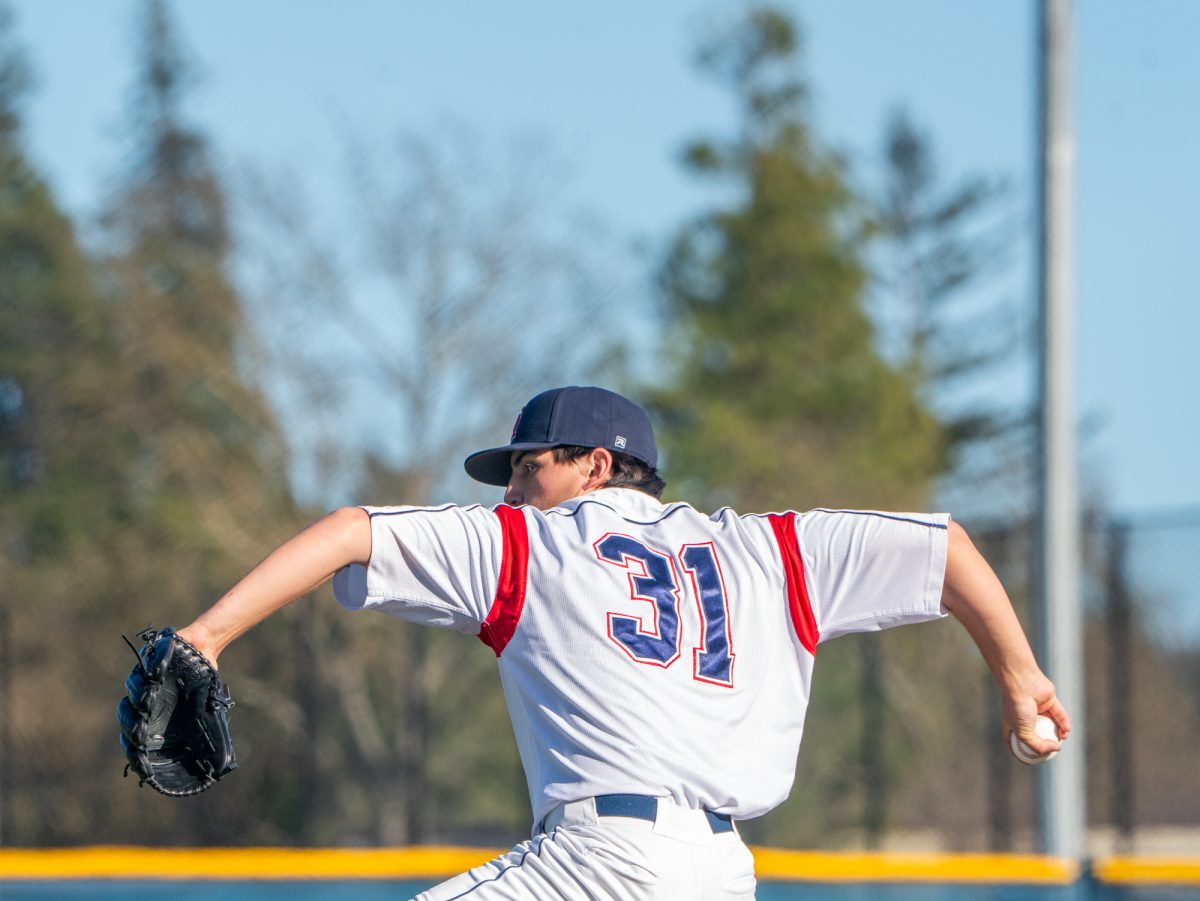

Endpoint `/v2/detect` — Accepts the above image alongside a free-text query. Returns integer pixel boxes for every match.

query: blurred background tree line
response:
[1,0,1196,853]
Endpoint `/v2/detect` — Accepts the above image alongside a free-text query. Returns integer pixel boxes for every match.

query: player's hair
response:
[552,445,666,500]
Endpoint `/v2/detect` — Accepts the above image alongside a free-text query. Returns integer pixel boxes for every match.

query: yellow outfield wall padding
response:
[1092,857,1200,885]
[0,846,500,880]
[749,849,1080,884]
[2,846,1198,886]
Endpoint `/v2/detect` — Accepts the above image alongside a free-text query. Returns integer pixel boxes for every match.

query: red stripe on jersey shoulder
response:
[478,504,530,657]
[767,512,819,655]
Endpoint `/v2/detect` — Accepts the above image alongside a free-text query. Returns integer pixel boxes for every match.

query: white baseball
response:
[1010,715,1060,765]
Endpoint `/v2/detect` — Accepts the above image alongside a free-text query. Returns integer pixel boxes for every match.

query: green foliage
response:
[89,0,311,844]
[0,10,131,579]
[0,2,31,141]
[0,0,315,846]
[0,5,145,845]
[656,6,941,515]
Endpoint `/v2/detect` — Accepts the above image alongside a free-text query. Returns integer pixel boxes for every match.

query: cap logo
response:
[614,435,627,449]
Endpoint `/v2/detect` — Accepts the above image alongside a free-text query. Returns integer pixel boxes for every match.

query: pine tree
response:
[93,0,310,843]
[655,7,942,515]
[0,1,156,843]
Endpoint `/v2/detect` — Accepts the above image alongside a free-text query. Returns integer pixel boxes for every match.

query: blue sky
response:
[8,0,1200,516]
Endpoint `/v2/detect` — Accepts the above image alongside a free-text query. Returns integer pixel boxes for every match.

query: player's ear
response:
[583,447,614,489]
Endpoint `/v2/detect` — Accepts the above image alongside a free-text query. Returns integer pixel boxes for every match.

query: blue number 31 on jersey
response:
[593,533,735,688]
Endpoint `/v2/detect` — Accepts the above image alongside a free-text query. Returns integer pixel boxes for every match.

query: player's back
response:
[497,488,814,824]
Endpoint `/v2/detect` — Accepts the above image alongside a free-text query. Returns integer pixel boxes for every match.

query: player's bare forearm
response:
[940,520,1070,753]
[177,507,372,667]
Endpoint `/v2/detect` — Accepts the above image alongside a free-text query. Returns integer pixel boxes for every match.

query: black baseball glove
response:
[118,627,237,796]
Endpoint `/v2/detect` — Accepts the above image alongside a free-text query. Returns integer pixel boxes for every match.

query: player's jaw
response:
[504,449,591,511]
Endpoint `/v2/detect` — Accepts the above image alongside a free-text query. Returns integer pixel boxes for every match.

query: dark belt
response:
[593,793,734,834]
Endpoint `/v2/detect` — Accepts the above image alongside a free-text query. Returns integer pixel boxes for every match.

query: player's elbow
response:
[327,506,373,566]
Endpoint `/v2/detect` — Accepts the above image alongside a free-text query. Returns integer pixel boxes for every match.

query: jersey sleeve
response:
[795,509,950,643]
[331,504,503,635]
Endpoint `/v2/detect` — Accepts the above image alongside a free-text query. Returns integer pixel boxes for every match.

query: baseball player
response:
[175,385,1069,900]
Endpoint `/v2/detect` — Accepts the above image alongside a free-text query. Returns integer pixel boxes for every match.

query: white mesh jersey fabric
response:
[333,489,949,825]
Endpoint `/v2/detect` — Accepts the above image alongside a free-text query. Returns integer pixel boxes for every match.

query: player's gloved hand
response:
[118,627,238,796]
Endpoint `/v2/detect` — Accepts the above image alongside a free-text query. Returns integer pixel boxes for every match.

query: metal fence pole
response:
[1106,522,1135,853]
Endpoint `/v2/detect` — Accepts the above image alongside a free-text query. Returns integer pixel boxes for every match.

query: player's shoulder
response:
[359,502,509,539]
[361,502,495,521]
[795,508,950,530]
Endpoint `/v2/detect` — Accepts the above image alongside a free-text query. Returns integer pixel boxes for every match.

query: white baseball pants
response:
[414,796,757,900]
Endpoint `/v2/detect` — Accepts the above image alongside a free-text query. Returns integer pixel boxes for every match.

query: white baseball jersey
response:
[333,487,949,827]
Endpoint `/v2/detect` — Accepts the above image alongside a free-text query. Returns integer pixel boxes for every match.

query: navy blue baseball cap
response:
[464,386,658,487]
